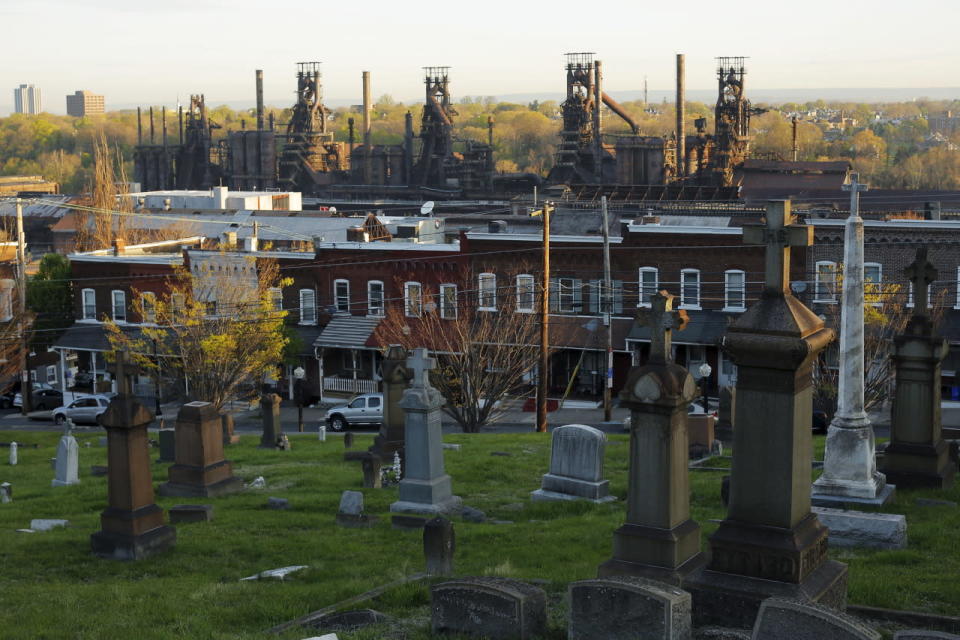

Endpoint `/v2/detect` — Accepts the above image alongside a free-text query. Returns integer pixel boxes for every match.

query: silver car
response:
[52,395,112,425]
[324,393,383,431]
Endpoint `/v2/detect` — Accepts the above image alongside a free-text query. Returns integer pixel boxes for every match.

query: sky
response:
[3,0,959,115]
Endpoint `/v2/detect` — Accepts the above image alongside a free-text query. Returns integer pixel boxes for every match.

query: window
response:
[864,262,882,304]
[638,267,658,307]
[205,300,217,317]
[171,293,186,315]
[680,269,700,309]
[367,281,384,317]
[724,270,746,311]
[815,261,837,303]
[141,292,156,323]
[440,284,458,319]
[404,282,422,317]
[334,279,350,313]
[268,287,283,312]
[111,290,126,322]
[348,397,366,409]
[46,365,57,384]
[299,289,316,324]
[478,273,497,310]
[551,277,583,313]
[516,274,535,313]
[82,288,96,320]
[589,280,624,314]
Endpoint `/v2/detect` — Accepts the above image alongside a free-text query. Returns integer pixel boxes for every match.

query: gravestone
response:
[90,351,176,560]
[369,344,411,465]
[157,429,175,463]
[569,576,692,640]
[52,422,80,487]
[337,490,377,528]
[894,632,960,640]
[687,415,715,450]
[0,482,11,503]
[168,504,213,523]
[362,455,382,488]
[431,577,547,640]
[751,598,880,640]
[424,516,455,576]
[813,174,894,507]
[9,441,17,465]
[159,401,243,497]
[685,201,846,626]
[531,424,615,503]
[813,507,907,549]
[390,349,461,516]
[879,248,957,489]
[221,412,239,446]
[258,393,282,449]
[716,387,735,442]
[343,432,354,449]
[599,291,705,584]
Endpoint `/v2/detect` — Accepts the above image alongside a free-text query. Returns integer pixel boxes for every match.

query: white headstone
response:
[339,490,364,515]
[318,424,326,442]
[0,482,11,503]
[52,434,80,487]
[9,441,17,465]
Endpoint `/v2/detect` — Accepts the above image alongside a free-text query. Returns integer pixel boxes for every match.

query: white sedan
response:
[52,395,113,425]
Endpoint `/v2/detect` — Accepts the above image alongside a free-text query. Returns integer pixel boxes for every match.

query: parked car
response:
[23,388,65,411]
[52,395,112,425]
[324,393,384,431]
[12,383,56,409]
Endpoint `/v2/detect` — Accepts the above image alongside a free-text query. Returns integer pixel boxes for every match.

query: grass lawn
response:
[0,429,958,639]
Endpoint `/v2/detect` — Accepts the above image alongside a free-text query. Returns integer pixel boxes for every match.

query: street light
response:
[698,362,712,410]
[293,366,306,433]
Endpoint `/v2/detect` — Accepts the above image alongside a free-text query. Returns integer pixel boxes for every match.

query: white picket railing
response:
[322,377,378,394]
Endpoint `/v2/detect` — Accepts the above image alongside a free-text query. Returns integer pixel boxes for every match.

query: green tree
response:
[26,254,72,349]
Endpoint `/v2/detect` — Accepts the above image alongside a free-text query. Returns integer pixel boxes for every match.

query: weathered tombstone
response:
[9,441,17,465]
[424,516,455,576]
[157,428,176,463]
[369,344,411,464]
[52,422,80,487]
[599,291,705,584]
[343,432,354,449]
[687,414,715,450]
[894,632,960,640]
[267,497,290,510]
[879,248,957,489]
[812,506,907,549]
[361,455,382,489]
[221,412,239,446]
[168,504,213,523]
[318,424,326,442]
[0,481,11,503]
[90,351,176,560]
[716,386,735,442]
[258,393,282,449]
[159,401,243,497]
[750,598,880,640]
[431,577,547,640]
[336,490,377,528]
[813,174,894,507]
[390,349,461,516]
[531,424,615,503]
[685,201,847,626]
[569,576,692,640]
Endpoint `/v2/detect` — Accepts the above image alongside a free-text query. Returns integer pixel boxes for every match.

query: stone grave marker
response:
[343,432,354,449]
[750,598,880,640]
[879,248,957,489]
[157,428,175,463]
[813,507,907,549]
[568,576,692,640]
[1,482,12,503]
[716,386,735,442]
[368,344,411,465]
[390,349,461,516]
[90,350,176,560]
[531,424,614,503]
[9,441,17,465]
[168,504,213,523]
[259,393,282,449]
[159,401,243,497]
[52,420,80,487]
[336,490,377,528]
[431,577,547,640]
[221,412,239,446]
[423,516,455,576]
[893,632,960,640]
[685,201,846,626]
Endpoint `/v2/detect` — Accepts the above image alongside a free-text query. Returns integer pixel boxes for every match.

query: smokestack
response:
[792,116,799,162]
[487,116,494,148]
[404,111,414,184]
[593,60,603,182]
[362,71,372,184]
[149,106,155,144]
[255,69,265,131]
[676,53,686,178]
[137,107,142,145]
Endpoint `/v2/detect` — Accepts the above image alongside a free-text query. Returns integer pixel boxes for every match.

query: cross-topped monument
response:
[637,291,687,364]
[906,247,938,319]
[842,172,869,219]
[407,348,436,389]
[742,200,813,296]
[111,350,134,397]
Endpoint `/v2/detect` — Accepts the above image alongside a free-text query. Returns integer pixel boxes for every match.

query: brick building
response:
[66,90,104,117]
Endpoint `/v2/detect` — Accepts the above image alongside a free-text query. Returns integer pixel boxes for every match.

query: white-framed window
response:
[141,292,157,324]
[864,262,882,305]
[724,270,746,311]
[333,279,350,313]
[46,365,57,384]
[516,274,535,313]
[171,293,186,315]
[299,288,316,325]
[551,277,583,313]
[589,279,624,314]
[815,261,837,303]
[440,283,458,320]
[638,267,658,307]
[680,269,700,309]
[478,273,497,311]
[111,290,127,322]
[82,288,96,320]
[404,282,422,317]
[367,280,384,317]
[907,282,933,308]
[268,287,283,312]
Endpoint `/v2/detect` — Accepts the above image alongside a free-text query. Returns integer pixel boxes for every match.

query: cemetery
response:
[2,203,960,639]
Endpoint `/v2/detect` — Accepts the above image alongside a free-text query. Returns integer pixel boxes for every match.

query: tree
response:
[376,273,544,432]
[105,258,289,410]
[26,253,72,349]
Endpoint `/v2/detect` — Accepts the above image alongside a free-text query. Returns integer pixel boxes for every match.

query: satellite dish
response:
[791,281,808,293]
[420,201,435,216]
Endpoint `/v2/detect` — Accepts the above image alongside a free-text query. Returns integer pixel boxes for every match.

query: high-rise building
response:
[13,84,41,114]
[66,90,105,117]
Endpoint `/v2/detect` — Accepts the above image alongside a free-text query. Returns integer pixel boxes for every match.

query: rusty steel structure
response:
[710,57,765,186]
[412,66,458,187]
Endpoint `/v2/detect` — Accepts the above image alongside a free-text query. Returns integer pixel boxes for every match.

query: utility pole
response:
[16,198,30,415]
[536,202,553,433]
[601,196,612,421]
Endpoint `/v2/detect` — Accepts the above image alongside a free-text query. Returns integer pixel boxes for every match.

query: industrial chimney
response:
[255,69,265,131]
[676,53,686,178]
[362,71,372,184]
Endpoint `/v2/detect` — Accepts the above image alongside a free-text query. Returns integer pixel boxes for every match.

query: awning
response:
[52,323,147,352]
[292,325,322,356]
[312,315,382,350]
[626,309,734,347]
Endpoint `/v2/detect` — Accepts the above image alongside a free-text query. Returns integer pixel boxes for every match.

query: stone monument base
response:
[530,488,617,504]
[597,520,707,586]
[531,473,614,503]
[391,474,462,515]
[811,483,896,508]
[390,495,462,516]
[51,478,80,488]
[880,440,957,490]
[90,524,176,561]
[158,475,244,498]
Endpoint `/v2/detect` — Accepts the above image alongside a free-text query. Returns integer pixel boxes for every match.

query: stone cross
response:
[842,172,869,219]
[636,291,687,364]
[905,247,937,318]
[113,350,134,397]
[742,200,813,296]
[407,348,436,389]
[63,417,75,436]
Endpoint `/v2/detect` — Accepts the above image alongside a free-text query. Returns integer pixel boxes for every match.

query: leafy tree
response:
[26,254,72,349]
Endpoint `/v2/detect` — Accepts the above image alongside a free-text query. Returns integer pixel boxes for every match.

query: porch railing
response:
[322,377,378,394]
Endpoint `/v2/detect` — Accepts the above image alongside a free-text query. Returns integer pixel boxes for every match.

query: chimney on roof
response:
[113,238,126,256]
